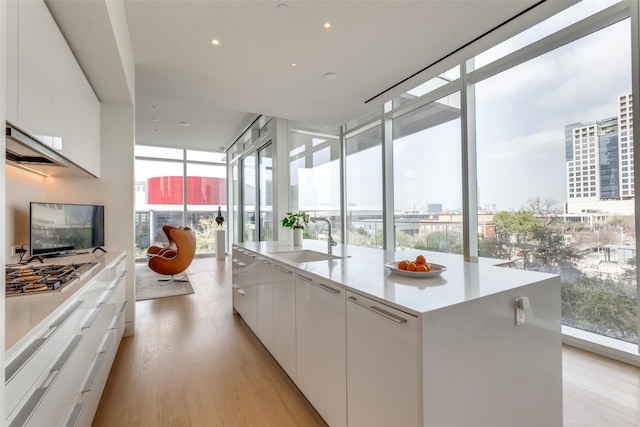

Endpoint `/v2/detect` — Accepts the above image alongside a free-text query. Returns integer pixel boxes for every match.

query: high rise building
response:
[618,94,634,199]
[565,94,634,215]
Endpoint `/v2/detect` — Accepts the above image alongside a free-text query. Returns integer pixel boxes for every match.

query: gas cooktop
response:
[5,262,98,296]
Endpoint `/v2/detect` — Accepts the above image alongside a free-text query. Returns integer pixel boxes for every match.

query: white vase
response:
[293,228,303,246]
[216,229,225,260]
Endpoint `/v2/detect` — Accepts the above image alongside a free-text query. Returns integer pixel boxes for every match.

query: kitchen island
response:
[232,240,562,427]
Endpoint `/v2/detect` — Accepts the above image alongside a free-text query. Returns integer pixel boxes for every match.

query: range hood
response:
[5,122,95,177]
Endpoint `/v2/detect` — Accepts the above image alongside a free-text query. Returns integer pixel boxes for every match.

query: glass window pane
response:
[476,19,636,344]
[186,162,227,255]
[472,0,621,70]
[346,125,382,248]
[186,149,226,163]
[393,93,463,254]
[242,154,256,242]
[135,145,184,160]
[134,159,185,257]
[289,132,342,242]
[259,143,274,241]
[393,66,460,108]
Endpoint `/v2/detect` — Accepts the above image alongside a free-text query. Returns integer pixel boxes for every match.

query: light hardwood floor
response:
[93,257,640,427]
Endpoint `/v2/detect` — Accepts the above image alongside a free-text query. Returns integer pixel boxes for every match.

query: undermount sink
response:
[270,250,345,263]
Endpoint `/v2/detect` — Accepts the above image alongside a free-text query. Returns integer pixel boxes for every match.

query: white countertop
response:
[5,250,124,350]
[235,240,558,316]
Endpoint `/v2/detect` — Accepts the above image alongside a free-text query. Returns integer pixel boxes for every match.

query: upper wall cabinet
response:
[14,0,54,142]
[53,28,101,176]
[6,0,101,177]
[6,0,19,125]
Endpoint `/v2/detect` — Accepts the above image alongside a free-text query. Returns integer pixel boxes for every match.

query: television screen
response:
[30,202,105,257]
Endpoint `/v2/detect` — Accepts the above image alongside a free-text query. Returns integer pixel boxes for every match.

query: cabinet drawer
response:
[8,334,83,427]
[74,325,123,427]
[346,291,420,427]
[5,299,84,418]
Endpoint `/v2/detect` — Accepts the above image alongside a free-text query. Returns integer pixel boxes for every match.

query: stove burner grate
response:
[5,262,98,296]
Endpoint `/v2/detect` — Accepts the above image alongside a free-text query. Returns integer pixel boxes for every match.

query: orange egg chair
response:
[147,226,196,283]
[147,224,178,258]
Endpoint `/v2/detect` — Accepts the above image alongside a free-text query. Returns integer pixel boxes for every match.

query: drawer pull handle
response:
[8,387,47,427]
[65,402,85,427]
[296,274,314,283]
[82,354,104,393]
[347,296,407,324]
[6,298,83,381]
[50,335,83,372]
[272,264,293,274]
[99,288,115,305]
[50,300,83,328]
[81,305,104,330]
[232,284,246,295]
[315,282,340,294]
[5,338,46,383]
[8,335,83,427]
[99,330,115,354]
[232,259,246,267]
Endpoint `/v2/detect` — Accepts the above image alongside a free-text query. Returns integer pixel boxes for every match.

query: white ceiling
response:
[46,0,556,152]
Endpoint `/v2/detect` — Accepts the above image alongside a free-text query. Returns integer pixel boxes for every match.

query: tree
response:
[524,197,558,216]
[494,210,544,245]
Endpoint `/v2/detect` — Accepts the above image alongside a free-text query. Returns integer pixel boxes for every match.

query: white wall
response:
[44,103,136,335]
[4,167,45,263]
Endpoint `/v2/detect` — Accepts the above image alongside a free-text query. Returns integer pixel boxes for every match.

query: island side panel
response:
[420,276,562,427]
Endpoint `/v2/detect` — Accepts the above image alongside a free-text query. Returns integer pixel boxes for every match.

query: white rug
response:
[135,263,194,301]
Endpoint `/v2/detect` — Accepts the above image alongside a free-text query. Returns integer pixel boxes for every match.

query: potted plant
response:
[281,212,308,246]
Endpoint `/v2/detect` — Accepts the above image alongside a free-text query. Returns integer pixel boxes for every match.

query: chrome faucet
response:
[311,217,337,254]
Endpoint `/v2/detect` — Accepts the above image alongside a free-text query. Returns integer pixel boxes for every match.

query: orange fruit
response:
[397,260,409,270]
[406,262,418,271]
[415,255,426,265]
[425,263,432,271]
[416,264,429,272]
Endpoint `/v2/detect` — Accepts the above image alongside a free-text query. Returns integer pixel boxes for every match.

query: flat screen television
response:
[30,202,105,257]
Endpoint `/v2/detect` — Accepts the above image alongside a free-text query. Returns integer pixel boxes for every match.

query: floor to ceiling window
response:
[289,129,342,242]
[474,13,635,344]
[345,124,383,248]
[241,153,256,242]
[135,145,226,258]
[258,143,274,241]
[392,93,463,253]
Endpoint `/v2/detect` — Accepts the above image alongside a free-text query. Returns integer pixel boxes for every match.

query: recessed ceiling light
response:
[211,39,220,46]
[290,62,298,68]
[277,3,289,13]
[152,119,158,122]
[323,22,331,30]
[179,121,190,127]
[324,72,337,80]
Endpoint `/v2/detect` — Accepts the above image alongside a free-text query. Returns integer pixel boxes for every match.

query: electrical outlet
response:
[515,297,530,326]
[11,246,20,257]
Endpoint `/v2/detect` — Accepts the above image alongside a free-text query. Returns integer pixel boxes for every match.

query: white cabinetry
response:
[255,257,273,353]
[6,0,101,177]
[271,262,296,380]
[15,0,54,143]
[6,0,19,124]
[4,253,127,427]
[53,27,101,176]
[231,248,258,332]
[295,273,346,427]
[346,291,420,427]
